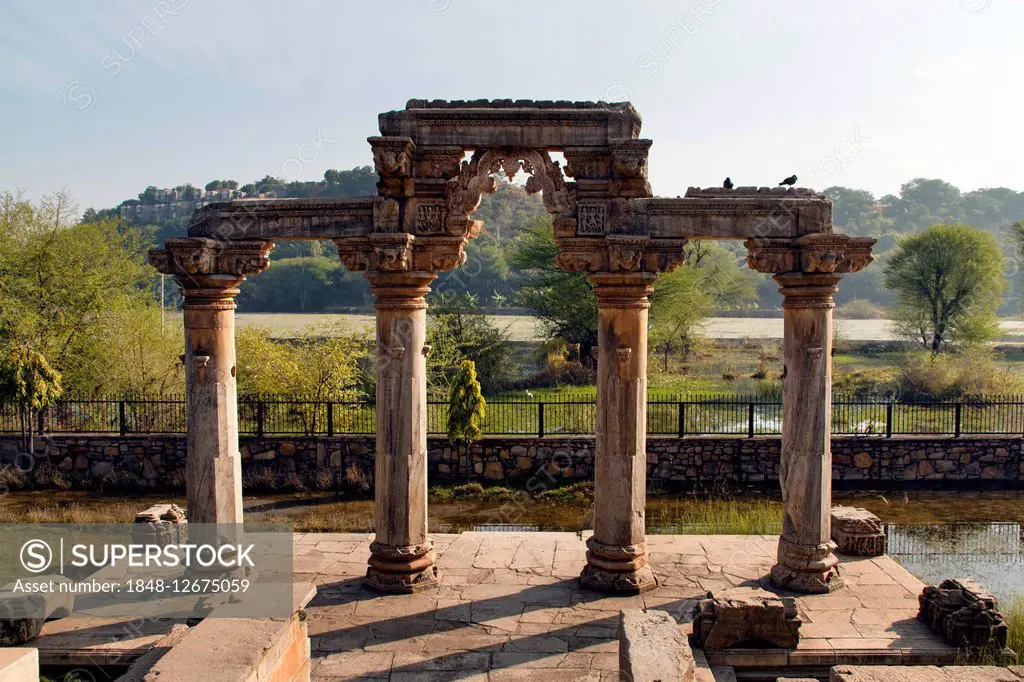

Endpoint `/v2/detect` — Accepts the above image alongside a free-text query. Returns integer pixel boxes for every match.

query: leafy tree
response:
[511,217,598,360]
[649,242,758,371]
[447,360,485,445]
[205,180,239,191]
[0,346,62,454]
[0,193,158,392]
[885,224,1005,352]
[1013,221,1024,257]
[426,293,513,395]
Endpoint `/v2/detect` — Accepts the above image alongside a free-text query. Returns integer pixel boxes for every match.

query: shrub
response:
[836,299,886,319]
[448,360,486,445]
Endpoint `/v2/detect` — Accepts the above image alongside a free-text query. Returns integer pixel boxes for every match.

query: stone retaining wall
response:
[1,434,1021,491]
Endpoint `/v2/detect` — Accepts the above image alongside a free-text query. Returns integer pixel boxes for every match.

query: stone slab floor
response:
[297,532,956,681]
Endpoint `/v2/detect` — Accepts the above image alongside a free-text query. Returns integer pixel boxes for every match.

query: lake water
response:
[5,488,1023,602]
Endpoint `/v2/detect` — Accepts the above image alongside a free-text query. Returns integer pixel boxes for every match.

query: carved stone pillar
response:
[581,271,658,594]
[364,269,440,593]
[746,235,874,594]
[148,239,272,525]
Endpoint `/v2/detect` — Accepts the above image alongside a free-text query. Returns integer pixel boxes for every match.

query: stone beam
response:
[645,187,832,241]
[188,197,374,241]
[379,99,643,148]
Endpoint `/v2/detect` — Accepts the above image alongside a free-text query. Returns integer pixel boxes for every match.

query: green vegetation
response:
[886,225,1005,352]
[447,360,486,445]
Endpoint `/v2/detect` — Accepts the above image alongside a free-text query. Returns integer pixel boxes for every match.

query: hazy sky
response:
[1,0,1021,211]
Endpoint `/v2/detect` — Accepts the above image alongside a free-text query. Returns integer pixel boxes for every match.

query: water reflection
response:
[888,523,1024,602]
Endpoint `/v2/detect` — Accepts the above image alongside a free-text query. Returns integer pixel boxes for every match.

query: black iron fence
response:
[2,394,1023,438]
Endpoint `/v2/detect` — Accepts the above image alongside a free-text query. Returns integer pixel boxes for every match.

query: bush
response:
[895,351,1024,399]
[836,299,886,319]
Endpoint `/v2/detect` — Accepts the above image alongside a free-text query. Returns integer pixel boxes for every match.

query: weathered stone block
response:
[619,609,694,682]
[691,590,800,650]
[918,578,1010,657]
[132,503,187,547]
[831,506,886,557]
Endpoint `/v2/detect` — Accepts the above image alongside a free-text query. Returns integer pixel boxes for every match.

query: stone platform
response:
[298,532,956,680]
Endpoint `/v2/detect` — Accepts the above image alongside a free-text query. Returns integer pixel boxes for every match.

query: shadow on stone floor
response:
[306,577,700,677]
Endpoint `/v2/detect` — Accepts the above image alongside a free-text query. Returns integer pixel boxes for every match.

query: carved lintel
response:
[414,147,464,179]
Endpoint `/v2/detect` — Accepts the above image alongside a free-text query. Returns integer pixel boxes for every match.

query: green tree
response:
[447,360,485,445]
[649,242,758,371]
[0,192,162,392]
[511,217,598,360]
[884,224,1005,352]
[426,293,513,395]
[0,346,62,454]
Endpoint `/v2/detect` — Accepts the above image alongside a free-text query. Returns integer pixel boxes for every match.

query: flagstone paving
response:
[297,532,956,680]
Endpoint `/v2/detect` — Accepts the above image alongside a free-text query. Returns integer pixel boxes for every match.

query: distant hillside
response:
[88,172,1024,315]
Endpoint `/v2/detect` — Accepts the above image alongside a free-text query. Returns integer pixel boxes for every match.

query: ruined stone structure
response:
[831,506,886,556]
[919,578,1010,656]
[150,99,875,595]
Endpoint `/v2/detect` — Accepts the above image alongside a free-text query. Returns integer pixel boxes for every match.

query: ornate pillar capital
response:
[335,233,468,280]
[556,235,688,277]
[148,238,273,308]
[744,234,875,277]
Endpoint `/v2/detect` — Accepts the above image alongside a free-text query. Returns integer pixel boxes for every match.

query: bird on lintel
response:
[723,177,734,189]
[779,175,798,186]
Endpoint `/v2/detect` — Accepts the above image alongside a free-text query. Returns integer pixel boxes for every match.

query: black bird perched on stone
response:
[723,177,734,189]
[779,174,798,186]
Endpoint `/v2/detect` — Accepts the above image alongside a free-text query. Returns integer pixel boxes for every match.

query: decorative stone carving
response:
[610,139,651,179]
[415,202,446,234]
[831,506,886,556]
[445,147,575,220]
[919,579,1010,656]
[744,235,875,276]
[148,239,273,288]
[373,197,401,232]
[608,236,648,272]
[414,147,464,179]
[555,249,599,273]
[745,241,798,274]
[578,203,608,235]
[370,233,414,272]
[368,136,414,178]
[691,590,802,650]
[336,247,369,272]
[429,248,466,272]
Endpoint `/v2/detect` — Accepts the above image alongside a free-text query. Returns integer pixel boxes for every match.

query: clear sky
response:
[1,0,1021,211]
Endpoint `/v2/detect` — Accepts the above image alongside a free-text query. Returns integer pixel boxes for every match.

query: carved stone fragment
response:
[830,506,886,556]
[691,589,801,650]
[918,578,1010,656]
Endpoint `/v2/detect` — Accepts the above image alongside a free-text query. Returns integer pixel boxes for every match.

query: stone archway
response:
[151,99,875,595]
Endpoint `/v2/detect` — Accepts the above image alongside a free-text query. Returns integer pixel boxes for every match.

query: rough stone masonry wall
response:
[0,435,1021,491]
